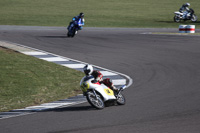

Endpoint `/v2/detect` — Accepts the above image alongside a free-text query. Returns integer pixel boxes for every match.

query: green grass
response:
[0,47,84,112]
[0,0,199,28]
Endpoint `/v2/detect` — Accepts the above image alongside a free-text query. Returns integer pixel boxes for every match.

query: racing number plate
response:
[104,88,114,96]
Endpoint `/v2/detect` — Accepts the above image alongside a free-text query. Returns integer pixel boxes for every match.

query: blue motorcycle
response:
[67,18,84,37]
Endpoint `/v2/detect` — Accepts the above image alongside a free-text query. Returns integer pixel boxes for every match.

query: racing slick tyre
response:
[191,14,198,22]
[86,91,105,109]
[174,15,181,22]
[116,93,126,105]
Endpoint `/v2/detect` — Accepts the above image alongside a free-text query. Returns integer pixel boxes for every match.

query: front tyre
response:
[116,93,126,105]
[174,15,181,22]
[86,92,105,109]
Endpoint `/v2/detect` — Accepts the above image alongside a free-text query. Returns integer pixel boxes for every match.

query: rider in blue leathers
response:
[68,12,85,34]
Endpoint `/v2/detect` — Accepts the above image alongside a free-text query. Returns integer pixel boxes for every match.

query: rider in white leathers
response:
[179,3,190,19]
[80,64,118,94]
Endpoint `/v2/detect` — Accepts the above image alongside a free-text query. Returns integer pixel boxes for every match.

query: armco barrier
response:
[179,25,195,33]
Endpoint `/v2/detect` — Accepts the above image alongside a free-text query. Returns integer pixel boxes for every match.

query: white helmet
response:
[186,3,190,7]
[83,64,93,75]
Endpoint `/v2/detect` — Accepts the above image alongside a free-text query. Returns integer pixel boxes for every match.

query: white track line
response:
[22,51,47,55]
[112,79,126,85]
[61,64,85,68]
[40,57,69,61]
[100,71,118,76]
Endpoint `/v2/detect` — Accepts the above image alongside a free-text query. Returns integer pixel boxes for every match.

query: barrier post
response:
[179,25,187,33]
[186,25,195,33]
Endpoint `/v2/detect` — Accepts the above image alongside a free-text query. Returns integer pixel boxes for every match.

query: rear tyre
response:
[116,93,126,105]
[191,14,197,22]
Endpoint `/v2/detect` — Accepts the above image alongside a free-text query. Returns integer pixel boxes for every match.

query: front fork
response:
[92,89,98,99]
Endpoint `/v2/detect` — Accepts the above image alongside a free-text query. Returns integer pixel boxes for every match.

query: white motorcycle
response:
[174,8,197,22]
[80,76,126,109]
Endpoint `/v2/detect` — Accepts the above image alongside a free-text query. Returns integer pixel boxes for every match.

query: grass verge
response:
[0,0,199,28]
[0,47,84,112]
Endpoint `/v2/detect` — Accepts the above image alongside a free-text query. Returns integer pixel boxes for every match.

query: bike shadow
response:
[39,36,68,38]
[156,21,175,23]
[47,105,96,112]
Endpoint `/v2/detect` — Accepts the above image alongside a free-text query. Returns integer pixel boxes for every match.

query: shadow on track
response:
[39,36,68,38]
[47,105,96,112]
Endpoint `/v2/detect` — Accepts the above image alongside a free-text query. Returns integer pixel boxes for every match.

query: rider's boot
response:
[111,85,119,97]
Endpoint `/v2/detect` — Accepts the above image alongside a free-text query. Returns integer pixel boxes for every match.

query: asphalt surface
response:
[1,26,200,133]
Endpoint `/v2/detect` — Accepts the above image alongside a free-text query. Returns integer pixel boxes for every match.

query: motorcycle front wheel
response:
[86,91,105,109]
[67,27,76,37]
[67,32,71,37]
[174,15,181,23]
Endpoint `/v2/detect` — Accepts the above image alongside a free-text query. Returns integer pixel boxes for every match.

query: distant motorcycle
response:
[174,8,197,22]
[80,76,126,109]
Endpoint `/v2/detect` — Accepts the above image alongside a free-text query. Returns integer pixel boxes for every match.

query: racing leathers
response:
[68,15,85,32]
[179,3,190,19]
[91,70,118,92]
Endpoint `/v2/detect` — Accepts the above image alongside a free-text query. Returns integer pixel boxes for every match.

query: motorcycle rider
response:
[179,3,190,19]
[81,64,119,93]
[68,12,85,34]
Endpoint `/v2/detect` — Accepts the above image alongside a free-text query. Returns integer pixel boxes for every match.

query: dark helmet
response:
[79,12,84,18]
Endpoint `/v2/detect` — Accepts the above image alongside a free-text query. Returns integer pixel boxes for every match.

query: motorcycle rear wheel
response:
[191,14,197,22]
[116,93,126,105]
[86,92,105,109]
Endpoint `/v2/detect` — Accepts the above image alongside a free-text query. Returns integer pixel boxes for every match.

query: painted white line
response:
[41,103,70,106]
[62,64,85,68]
[25,106,48,109]
[112,79,126,85]
[40,57,69,62]
[22,51,47,55]
[40,102,76,107]
[100,71,118,76]
[10,101,86,112]
[0,112,32,119]
[12,108,39,111]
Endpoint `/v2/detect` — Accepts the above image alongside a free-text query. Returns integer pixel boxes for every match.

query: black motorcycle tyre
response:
[174,15,181,23]
[86,91,105,109]
[116,93,126,105]
[191,14,197,22]
[67,24,76,37]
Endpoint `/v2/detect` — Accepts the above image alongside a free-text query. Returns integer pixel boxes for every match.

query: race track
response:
[1,26,200,133]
